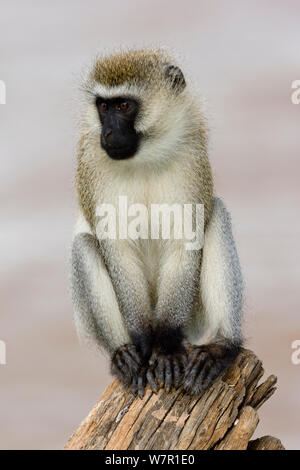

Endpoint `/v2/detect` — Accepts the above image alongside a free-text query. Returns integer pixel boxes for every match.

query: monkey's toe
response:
[129,368,147,399]
[146,368,159,393]
[183,350,214,394]
[149,351,187,392]
[111,343,142,386]
[183,342,240,395]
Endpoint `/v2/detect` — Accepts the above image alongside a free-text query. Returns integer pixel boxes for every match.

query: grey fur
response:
[71,198,244,356]
[199,197,244,345]
[71,233,130,354]
[98,239,153,336]
[213,197,244,344]
[155,249,201,329]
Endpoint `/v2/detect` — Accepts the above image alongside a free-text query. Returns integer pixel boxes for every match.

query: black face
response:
[96,96,140,160]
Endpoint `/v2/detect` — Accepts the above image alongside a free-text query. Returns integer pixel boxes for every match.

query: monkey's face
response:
[84,50,193,165]
[96,96,140,160]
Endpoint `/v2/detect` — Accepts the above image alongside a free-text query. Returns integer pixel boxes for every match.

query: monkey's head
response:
[82,49,201,166]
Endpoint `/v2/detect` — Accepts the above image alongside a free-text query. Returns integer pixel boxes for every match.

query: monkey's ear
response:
[165,65,186,93]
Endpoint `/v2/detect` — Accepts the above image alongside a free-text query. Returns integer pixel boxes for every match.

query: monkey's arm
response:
[155,244,201,348]
[99,239,154,365]
[71,214,150,395]
[184,197,244,394]
[148,244,201,390]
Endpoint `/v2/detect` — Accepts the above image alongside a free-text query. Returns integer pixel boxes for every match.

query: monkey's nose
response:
[104,128,113,140]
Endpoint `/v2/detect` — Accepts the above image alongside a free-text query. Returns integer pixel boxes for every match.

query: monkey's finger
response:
[146,369,158,393]
[115,356,128,376]
[184,353,207,392]
[155,357,165,387]
[130,377,138,396]
[127,345,142,365]
[184,352,198,376]
[149,352,158,368]
[164,359,172,393]
[114,350,134,378]
[186,349,208,377]
[182,353,188,367]
[123,349,140,369]
[173,358,182,389]
[190,360,212,395]
[185,357,208,393]
[138,374,145,400]
[201,362,221,392]
[184,351,200,376]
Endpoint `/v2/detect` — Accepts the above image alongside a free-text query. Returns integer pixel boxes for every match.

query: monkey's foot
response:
[183,342,241,395]
[111,344,146,398]
[147,350,188,393]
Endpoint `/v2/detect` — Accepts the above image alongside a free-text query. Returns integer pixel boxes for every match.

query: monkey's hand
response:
[147,349,188,393]
[183,342,241,395]
[146,328,189,393]
[111,344,148,399]
[130,329,153,368]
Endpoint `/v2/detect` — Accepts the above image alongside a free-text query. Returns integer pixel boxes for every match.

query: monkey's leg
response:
[148,243,201,392]
[183,197,244,394]
[99,239,155,378]
[71,225,149,398]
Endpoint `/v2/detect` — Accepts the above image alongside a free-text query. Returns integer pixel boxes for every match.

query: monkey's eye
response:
[100,102,108,112]
[119,102,129,111]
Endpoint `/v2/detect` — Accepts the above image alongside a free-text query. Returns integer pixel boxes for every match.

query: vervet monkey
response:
[71,49,243,398]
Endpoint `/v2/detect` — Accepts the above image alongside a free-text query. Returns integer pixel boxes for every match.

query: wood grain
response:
[64,349,285,450]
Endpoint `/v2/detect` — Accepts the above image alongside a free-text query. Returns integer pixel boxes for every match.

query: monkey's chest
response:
[96,174,192,245]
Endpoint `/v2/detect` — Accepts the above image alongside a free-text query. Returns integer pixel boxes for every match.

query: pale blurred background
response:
[0,0,299,450]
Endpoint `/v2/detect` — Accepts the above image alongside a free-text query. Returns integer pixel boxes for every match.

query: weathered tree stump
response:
[64,349,284,450]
